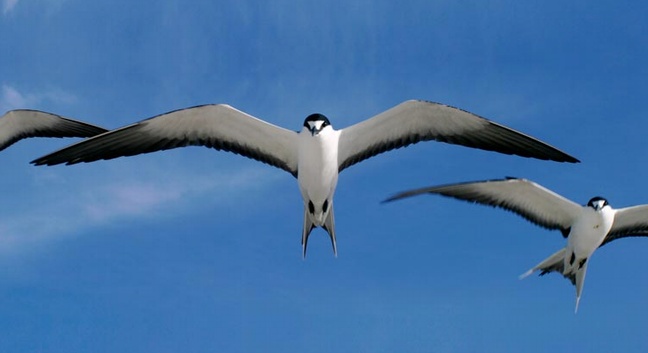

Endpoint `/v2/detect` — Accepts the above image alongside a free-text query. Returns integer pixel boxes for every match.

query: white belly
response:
[569,207,615,257]
[297,129,340,223]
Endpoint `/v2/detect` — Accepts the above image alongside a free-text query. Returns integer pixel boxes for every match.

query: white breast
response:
[297,127,341,206]
[569,207,615,257]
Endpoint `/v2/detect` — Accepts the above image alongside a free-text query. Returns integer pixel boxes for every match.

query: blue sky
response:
[1,0,648,352]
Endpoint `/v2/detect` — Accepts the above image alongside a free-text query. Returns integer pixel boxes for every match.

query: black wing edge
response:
[30,123,298,178]
[0,110,108,152]
[600,231,648,248]
[338,101,580,172]
[382,176,570,235]
[382,177,523,203]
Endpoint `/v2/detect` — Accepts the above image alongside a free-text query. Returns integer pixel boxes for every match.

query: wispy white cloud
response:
[2,0,18,15]
[0,165,284,255]
[0,84,78,112]
[0,84,32,111]
[2,0,71,16]
[81,169,266,222]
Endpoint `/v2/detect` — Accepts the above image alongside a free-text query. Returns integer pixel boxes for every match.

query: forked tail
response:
[301,205,337,258]
[519,247,589,313]
[519,248,570,281]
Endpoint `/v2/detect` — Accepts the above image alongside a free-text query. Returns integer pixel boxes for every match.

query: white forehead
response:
[308,120,325,129]
[589,199,609,211]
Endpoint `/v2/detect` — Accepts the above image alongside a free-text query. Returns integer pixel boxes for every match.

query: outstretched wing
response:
[32,104,299,177]
[0,110,108,151]
[337,100,578,172]
[385,177,582,236]
[600,205,648,247]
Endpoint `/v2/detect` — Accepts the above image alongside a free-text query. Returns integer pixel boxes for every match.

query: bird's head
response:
[587,196,609,211]
[303,113,331,136]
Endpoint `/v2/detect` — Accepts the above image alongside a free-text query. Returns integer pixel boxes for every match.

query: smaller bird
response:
[0,109,108,151]
[384,177,648,312]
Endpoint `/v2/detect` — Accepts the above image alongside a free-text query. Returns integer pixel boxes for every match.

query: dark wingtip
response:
[549,149,580,163]
[534,150,579,164]
[29,157,46,166]
[30,157,55,166]
[31,156,83,166]
[563,155,581,164]
[381,194,402,204]
[382,189,423,204]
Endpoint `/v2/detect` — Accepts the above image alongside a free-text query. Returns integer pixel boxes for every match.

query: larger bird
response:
[384,177,648,312]
[0,109,108,151]
[32,100,578,256]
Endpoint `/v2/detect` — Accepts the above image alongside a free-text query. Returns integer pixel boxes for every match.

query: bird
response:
[0,109,108,151]
[31,100,579,257]
[383,177,648,312]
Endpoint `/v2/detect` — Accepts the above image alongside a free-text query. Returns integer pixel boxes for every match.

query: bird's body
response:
[524,199,615,311]
[0,109,108,151]
[297,115,340,255]
[568,202,614,264]
[385,178,648,312]
[32,101,579,256]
